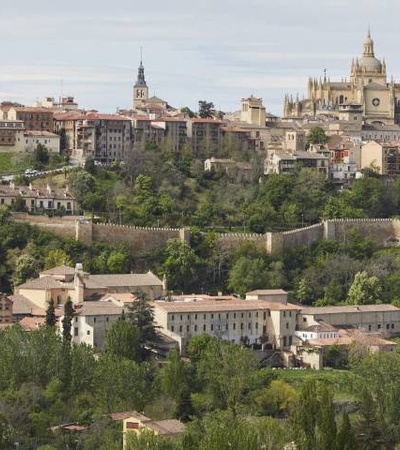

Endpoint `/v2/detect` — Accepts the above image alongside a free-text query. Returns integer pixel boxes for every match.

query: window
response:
[233,323,236,330]
[87,330,91,335]
[378,324,381,329]
[255,322,258,329]
[186,325,189,332]
[234,313,236,319]
[74,327,78,336]
[392,323,395,329]
[226,324,228,330]
[241,313,244,318]
[283,311,286,317]
[195,314,197,320]
[240,323,243,330]
[179,325,183,332]
[171,326,174,332]
[203,324,206,331]
[286,322,289,329]
[211,324,214,331]
[194,325,197,332]
[180,315,183,321]
[249,312,251,318]
[211,314,214,319]
[263,312,267,320]
[171,314,174,321]
[248,323,251,329]
[204,314,207,320]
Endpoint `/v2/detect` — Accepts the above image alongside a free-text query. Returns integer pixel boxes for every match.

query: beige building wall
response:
[361,140,383,173]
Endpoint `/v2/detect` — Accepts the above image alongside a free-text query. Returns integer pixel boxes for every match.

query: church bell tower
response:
[133,50,149,109]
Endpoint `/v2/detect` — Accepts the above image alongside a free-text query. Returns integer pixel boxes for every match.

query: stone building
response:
[7,106,54,132]
[284,31,400,125]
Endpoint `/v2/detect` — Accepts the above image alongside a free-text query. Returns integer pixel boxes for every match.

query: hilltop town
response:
[2,31,400,449]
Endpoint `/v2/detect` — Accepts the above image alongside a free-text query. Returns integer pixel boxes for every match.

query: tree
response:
[45,298,57,327]
[198,100,215,118]
[347,270,382,305]
[317,385,337,450]
[33,143,50,166]
[104,320,141,361]
[161,238,200,292]
[180,106,195,118]
[127,292,158,359]
[44,249,72,269]
[228,257,267,297]
[12,253,40,287]
[62,297,74,343]
[306,126,329,146]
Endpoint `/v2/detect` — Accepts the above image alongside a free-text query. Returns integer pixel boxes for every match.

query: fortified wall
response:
[12,213,400,256]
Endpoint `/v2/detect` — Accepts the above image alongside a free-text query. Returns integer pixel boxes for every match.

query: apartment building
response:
[264,150,330,176]
[7,107,54,132]
[0,120,24,149]
[186,118,225,156]
[53,112,133,163]
[151,117,187,152]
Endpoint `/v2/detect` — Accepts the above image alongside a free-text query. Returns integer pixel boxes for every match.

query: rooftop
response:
[301,304,400,315]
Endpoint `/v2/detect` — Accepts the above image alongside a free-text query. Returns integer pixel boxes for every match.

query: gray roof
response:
[40,265,75,277]
[75,301,123,316]
[247,289,287,295]
[17,276,64,290]
[84,271,163,290]
[9,294,37,315]
[302,304,400,315]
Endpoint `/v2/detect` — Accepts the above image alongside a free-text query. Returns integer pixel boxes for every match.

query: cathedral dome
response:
[358,30,382,73]
[358,55,382,73]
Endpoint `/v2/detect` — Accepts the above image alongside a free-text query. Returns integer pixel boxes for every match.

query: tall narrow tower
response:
[133,50,149,109]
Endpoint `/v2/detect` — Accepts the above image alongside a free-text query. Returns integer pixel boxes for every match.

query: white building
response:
[23,130,60,153]
[69,301,123,351]
[152,292,300,351]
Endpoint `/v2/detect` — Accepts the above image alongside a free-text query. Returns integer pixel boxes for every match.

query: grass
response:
[0,152,15,173]
[273,367,357,401]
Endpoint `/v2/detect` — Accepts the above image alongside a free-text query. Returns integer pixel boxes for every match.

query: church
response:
[283,31,400,125]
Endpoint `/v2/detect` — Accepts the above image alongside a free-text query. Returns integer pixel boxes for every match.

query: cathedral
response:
[283,31,400,125]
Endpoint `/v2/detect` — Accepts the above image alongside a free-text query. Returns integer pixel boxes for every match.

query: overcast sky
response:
[2,0,400,116]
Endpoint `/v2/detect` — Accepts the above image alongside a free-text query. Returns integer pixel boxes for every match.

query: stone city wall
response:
[12,214,400,256]
[92,223,183,255]
[12,213,76,239]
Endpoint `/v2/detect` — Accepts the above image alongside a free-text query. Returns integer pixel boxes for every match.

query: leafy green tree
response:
[104,320,141,361]
[347,271,382,305]
[67,170,96,207]
[158,348,193,419]
[198,100,215,118]
[191,338,258,415]
[12,253,40,287]
[228,257,267,297]
[317,385,337,450]
[306,126,329,145]
[107,249,130,273]
[44,249,72,269]
[161,238,200,292]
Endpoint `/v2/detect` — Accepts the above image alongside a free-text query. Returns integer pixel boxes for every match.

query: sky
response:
[2,0,400,117]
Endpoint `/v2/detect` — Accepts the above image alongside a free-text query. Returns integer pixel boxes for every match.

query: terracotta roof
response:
[13,107,53,114]
[19,317,45,330]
